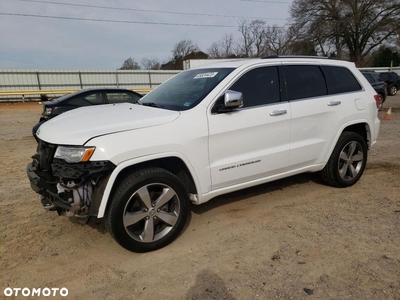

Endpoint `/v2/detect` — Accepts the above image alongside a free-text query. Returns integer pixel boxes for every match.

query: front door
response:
[208,66,291,190]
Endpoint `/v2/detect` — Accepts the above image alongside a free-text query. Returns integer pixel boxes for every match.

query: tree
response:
[263,25,294,56]
[284,26,317,55]
[249,20,267,57]
[141,57,161,70]
[290,0,400,66]
[161,40,207,70]
[395,30,400,51]
[119,57,141,70]
[161,51,208,70]
[372,46,400,67]
[171,39,200,60]
[237,19,296,57]
[207,34,237,58]
[237,19,255,57]
[289,39,318,56]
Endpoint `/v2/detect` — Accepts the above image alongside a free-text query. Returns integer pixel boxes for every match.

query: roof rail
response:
[261,55,338,60]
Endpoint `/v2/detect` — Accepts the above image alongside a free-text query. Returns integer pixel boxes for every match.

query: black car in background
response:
[379,71,400,96]
[361,71,387,110]
[32,88,143,140]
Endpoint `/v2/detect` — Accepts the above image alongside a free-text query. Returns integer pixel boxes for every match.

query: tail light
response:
[373,95,380,108]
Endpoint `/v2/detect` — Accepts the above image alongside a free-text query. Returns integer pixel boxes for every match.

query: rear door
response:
[283,64,361,168]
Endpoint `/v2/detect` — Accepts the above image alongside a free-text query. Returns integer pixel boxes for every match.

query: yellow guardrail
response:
[0,88,153,97]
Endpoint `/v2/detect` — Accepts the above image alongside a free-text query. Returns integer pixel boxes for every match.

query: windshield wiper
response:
[140,102,165,109]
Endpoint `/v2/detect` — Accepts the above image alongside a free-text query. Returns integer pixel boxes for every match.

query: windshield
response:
[139,68,234,111]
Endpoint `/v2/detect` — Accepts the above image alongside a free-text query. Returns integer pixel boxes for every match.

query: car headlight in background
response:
[54,146,95,163]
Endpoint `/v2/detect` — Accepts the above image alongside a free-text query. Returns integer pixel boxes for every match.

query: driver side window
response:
[230,66,280,108]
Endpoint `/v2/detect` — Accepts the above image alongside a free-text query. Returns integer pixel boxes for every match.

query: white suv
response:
[27,56,380,252]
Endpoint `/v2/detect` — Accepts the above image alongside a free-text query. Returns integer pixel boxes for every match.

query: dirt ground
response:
[0,96,399,300]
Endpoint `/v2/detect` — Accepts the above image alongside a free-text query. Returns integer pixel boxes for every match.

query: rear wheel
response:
[321,132,368,187]
[389,85,397,96]
[106,168,190,252]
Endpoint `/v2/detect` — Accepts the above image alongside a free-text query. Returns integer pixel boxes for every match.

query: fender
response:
[96,151,202,218]
[323,118,373,164]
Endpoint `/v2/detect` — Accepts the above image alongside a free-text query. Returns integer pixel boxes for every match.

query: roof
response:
[191,56,354,70]
[80,87,134,92]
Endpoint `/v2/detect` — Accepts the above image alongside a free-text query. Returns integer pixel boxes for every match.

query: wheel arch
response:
[323,121,371,168]
[97,154,199,218]
[342,122,370,149]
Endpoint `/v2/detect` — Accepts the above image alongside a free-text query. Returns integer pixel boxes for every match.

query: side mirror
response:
[224,90,243,108]
[213,90,244,114]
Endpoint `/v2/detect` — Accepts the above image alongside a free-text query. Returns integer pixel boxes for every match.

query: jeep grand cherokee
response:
[27,56,380,252]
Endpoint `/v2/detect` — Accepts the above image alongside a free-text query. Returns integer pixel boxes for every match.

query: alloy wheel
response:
[123,183,181,243]
[338,141,364,181]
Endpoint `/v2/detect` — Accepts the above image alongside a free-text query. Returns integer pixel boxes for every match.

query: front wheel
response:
[321,132,368,188]
[106,168,190,252]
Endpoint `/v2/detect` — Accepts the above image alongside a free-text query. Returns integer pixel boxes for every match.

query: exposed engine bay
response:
[27,140,115,218]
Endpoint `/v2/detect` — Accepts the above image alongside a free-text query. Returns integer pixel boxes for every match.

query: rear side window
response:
[283,65,327,100]
[381,72,400,81]
[371,73,382,82]
[380,73,390,81]
[67,98,91,106]
[321,66,361,94]
[362,73,373,83]
[106,92,140,104]
[67,93,104,106]
[84,93,104,105]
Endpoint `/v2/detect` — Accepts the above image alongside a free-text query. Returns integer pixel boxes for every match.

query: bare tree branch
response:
[290,0,400,66]
[172,40,200,60]
[141,57,161,70]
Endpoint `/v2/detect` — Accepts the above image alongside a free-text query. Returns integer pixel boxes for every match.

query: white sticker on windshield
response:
[193,72,218,79]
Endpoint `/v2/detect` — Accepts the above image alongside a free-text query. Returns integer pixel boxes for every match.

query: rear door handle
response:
[270,110,287,116]
[327,101,341,106]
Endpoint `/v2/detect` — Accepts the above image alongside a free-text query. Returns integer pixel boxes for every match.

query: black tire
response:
[389,85,397,96]
[106,168,190,252]
[320,132,368,188]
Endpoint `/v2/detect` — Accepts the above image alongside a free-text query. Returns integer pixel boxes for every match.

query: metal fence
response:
[359,66,400,75]
[0,69,180,101]
[1,66,399,102]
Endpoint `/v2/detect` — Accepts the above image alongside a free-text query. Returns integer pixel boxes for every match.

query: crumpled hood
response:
[37,103,180,145]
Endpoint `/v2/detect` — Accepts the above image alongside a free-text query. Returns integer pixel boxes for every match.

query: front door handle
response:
[327,100,341,106]
[270,110,287,116]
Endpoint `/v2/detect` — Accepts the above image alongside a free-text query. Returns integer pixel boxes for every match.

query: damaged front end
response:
[27,141,115,218]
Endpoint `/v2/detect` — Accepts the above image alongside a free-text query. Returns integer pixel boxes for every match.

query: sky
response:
[0,0,293,70]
